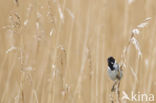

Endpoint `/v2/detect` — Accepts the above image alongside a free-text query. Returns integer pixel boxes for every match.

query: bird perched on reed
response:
[107,56,123,91]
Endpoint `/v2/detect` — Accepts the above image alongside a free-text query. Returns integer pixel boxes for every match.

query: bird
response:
[107,56,123,91]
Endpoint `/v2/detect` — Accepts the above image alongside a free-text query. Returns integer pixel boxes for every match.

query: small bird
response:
[107,56,123,91]
[107,56,123,81]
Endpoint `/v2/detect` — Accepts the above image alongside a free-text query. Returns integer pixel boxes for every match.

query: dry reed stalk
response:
[120,17,152,70]
[110,17,152,103]
[72,7,90,103]
[46,2,57,103]
[87,47,95,103]
[56,46,66,103]
[113,17,152,103]
[1,9,22,102]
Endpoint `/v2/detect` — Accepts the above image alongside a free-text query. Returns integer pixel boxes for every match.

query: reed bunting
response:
[107,56,123,91]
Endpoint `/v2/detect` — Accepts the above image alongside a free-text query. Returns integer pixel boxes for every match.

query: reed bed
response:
[0,0,156,103]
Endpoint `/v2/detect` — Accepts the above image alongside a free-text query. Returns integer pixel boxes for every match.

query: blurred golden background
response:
[0,0,156,103]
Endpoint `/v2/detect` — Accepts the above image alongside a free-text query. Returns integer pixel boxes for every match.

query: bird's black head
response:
[107,56,115,70]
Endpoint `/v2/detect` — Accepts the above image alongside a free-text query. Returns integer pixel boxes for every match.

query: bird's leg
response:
[117,81,120,94]
[111,80,117,92]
